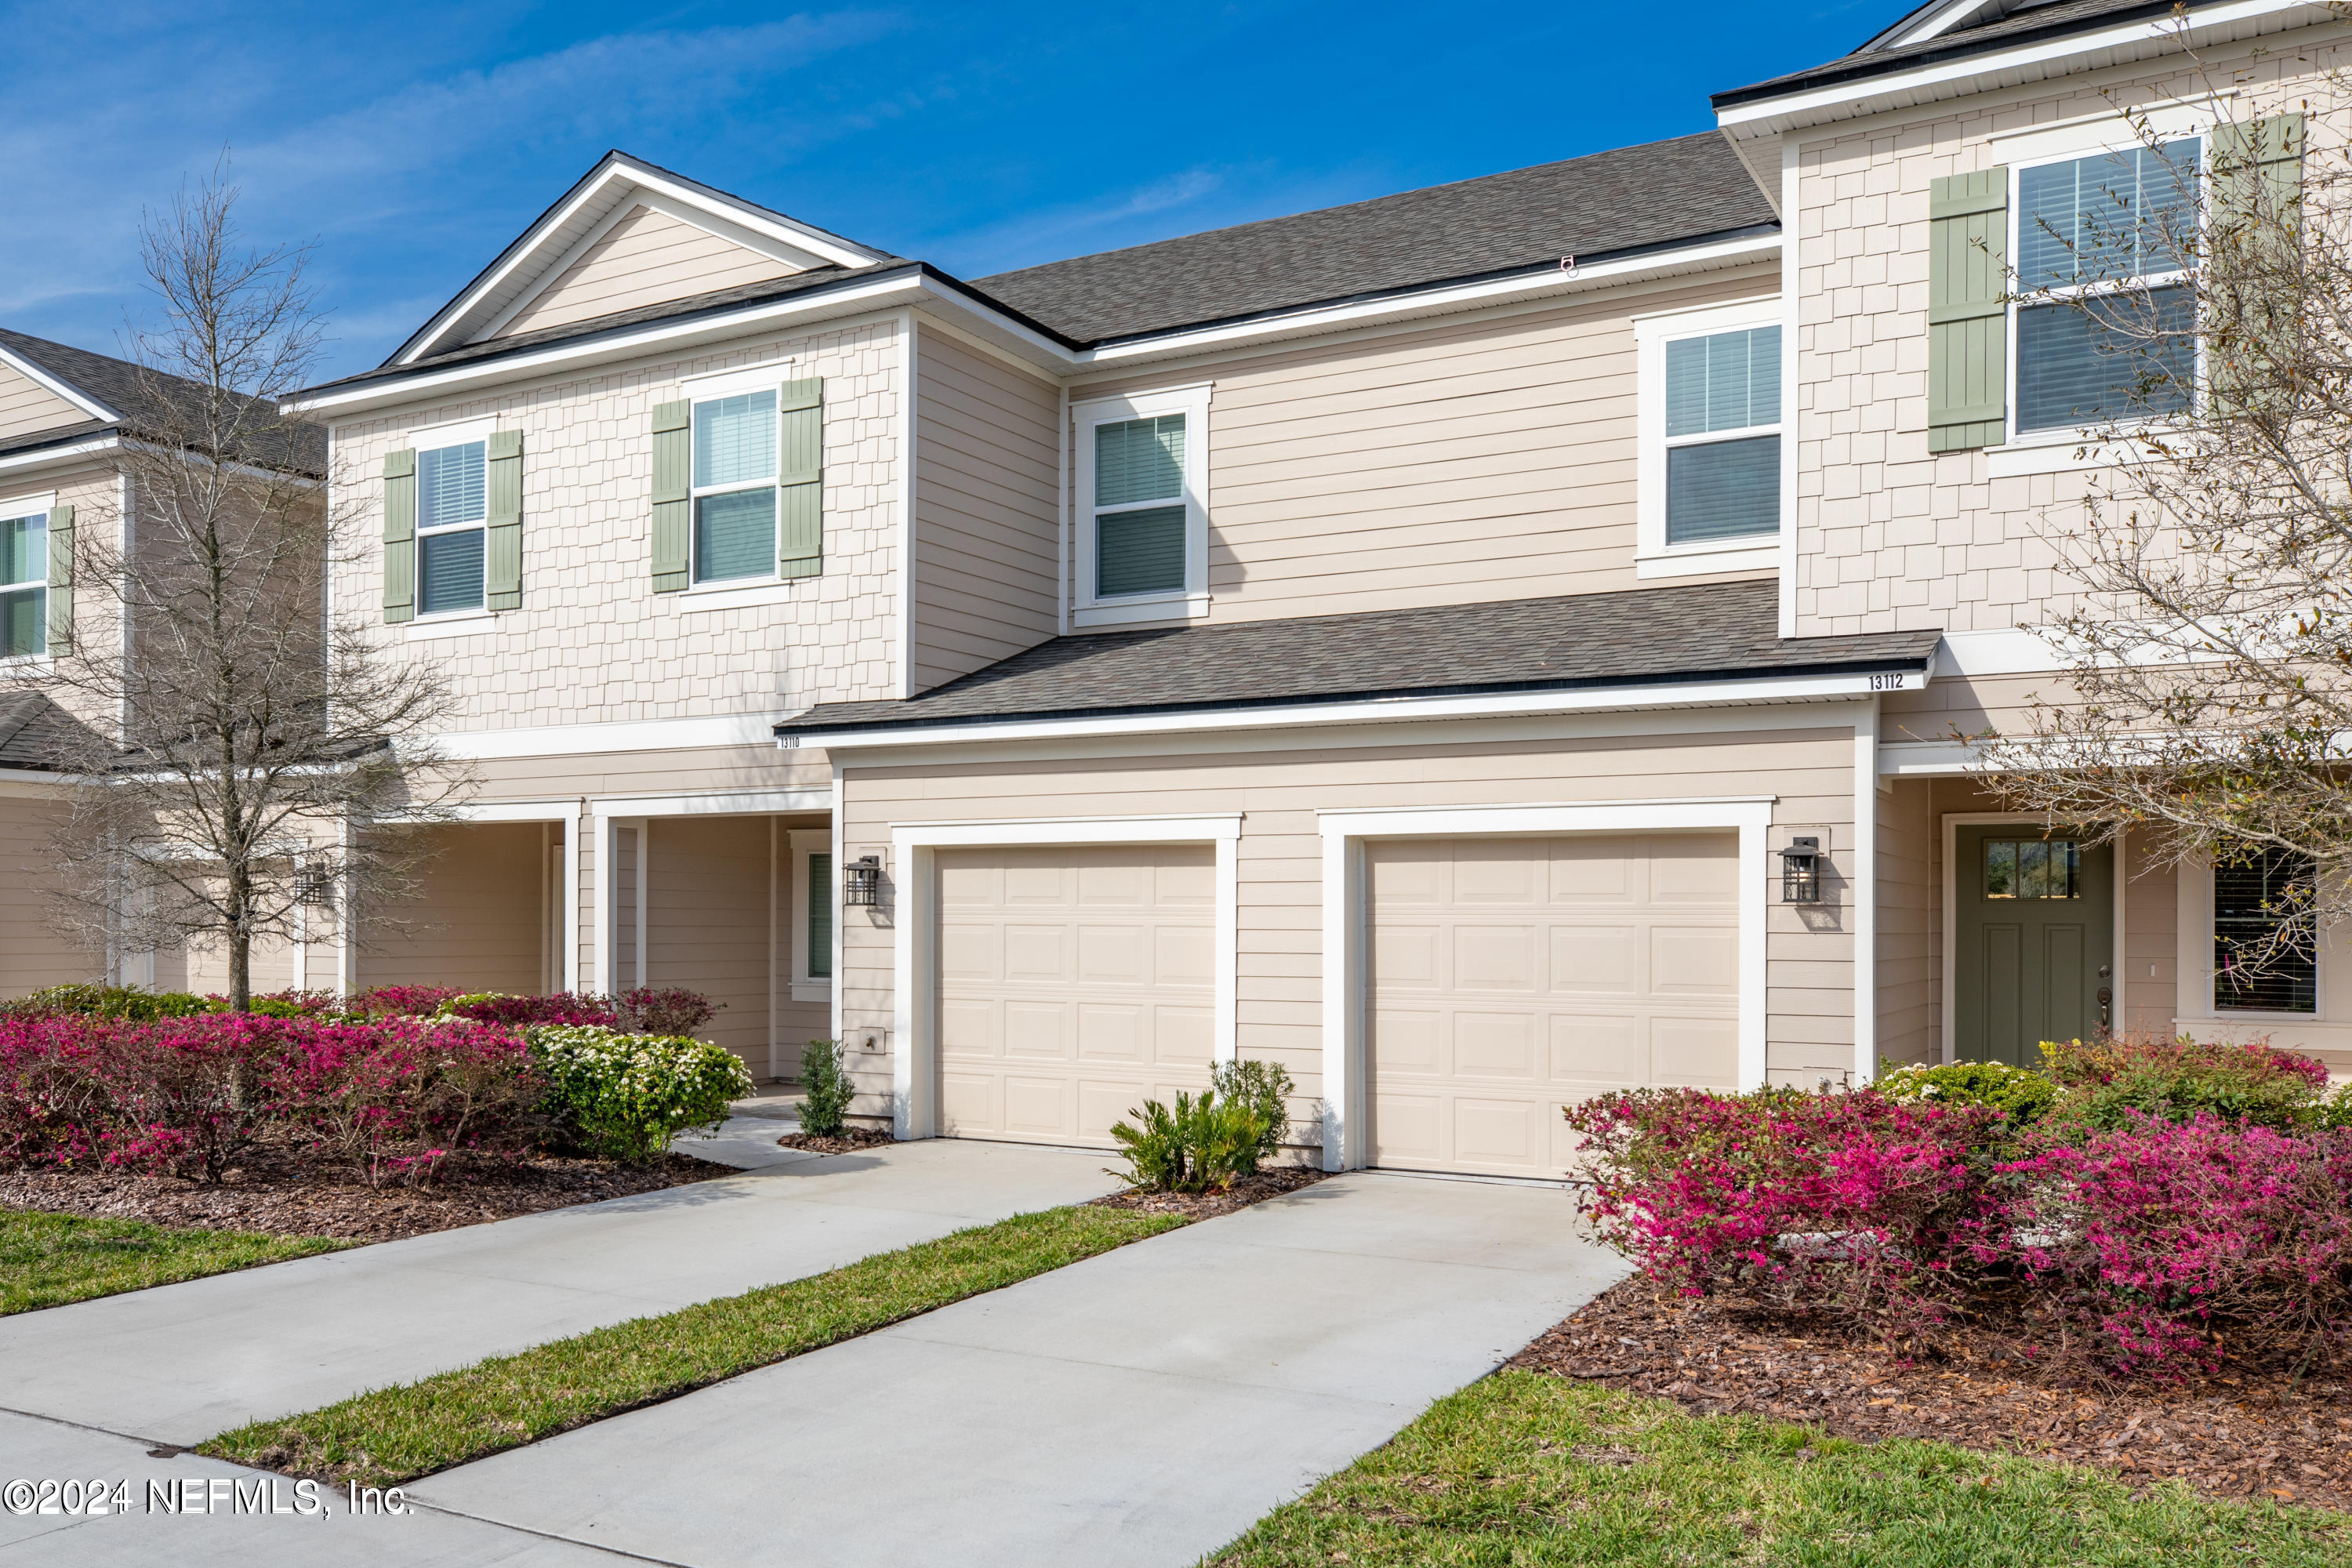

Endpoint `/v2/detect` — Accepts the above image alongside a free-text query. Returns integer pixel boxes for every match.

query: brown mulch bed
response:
[1088,1163,1329,1219]
[0,1151,731,1245]
[1507,1276,2352,1511]
[774,1127,897,1154]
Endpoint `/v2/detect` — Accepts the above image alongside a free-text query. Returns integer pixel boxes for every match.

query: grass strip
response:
[1206,1373,2352,1567]
[1,1207,347,1315]
[201,1203,1186,1486]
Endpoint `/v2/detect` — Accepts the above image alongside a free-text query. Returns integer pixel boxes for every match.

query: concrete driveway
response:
[0,1138,1120,1446]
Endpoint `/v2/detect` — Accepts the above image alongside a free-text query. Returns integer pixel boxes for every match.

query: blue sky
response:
[2,1,1887,383]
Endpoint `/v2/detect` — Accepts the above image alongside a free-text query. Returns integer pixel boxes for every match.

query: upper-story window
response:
[1,506,46,656]
[2014,140,2200,434]
[416,437,487,615]
[693,390,779,583]
[1073,385,1210,628]
[1635,301,1784,578]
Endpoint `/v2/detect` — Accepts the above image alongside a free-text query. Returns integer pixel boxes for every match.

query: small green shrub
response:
[526,1026,753,1163]
[798,1038,853,1137]
[2042,1033,2331,1131]
[1109,1091,1267,1193]
[3,985,220,1022]
[1207,1057,1298,1167]
[1878,1059,2059,1128]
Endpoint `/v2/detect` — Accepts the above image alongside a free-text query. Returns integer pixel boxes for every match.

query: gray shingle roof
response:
[0,328,326,477]
[1715,0,2202,109]
[783,580,1942,736]
[972,133,1778,345]
[0,691,100,772]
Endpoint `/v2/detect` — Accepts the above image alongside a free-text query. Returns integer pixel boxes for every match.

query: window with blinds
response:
[2214,848,2318,1014]
[1662,325,1780,544]
[807,851,833,980]
[1093,413,1187,598]
[1,510,46,657]
[415,440,487,615]
[2015,141,2201,434]
[691,390,779,583]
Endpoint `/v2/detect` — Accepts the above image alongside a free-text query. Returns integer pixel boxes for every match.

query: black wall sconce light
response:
[1780,836,1822,903]
[844,855,884,907]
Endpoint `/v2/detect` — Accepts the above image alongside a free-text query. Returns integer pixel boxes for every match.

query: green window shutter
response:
[2211,114,2304,412]
[777,379,823,579]
[382,448,416,624]
[2213,112,2304,233]
[651,401,691,593]
[44,503,72,651]
[808,851,833,979]
[484,429,523,612]
[1927,168,2009,453]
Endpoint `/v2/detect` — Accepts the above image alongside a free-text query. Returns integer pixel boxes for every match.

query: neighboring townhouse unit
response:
[13,0,2343,1178]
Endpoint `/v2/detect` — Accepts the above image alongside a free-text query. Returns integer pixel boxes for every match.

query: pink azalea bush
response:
[0,1010,539,1186]
[1991,1114,2352,1378]
[443,992,619,1029]
[1564,1086,2009,1333]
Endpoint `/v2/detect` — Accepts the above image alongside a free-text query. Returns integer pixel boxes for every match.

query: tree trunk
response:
[229,920,251,1013]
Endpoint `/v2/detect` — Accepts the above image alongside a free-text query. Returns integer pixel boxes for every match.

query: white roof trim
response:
[0,343,118,425]
[293,230,1784,416]
[781,663,1937,752]
[396,154,892,366]
[0,434,122,477]
[1878,0,2018,49]
[1718,0,2327,136]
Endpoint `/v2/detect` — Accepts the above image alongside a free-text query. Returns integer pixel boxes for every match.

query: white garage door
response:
[935,844,1215,1146]
[1367,832,1741,1177]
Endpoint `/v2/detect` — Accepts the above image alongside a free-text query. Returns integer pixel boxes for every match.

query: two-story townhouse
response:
[246,0,2348,1177]
[0,330,329,996]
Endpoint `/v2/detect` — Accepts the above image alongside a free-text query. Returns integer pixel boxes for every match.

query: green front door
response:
[1953,826,2114,1067]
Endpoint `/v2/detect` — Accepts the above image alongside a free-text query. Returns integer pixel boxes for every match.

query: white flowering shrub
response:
[527,1025,753,1163]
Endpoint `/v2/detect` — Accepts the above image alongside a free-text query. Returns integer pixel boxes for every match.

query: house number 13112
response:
[1867,673,1909,691]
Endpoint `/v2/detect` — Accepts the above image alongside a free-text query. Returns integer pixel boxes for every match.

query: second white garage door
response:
[1367,832,1741,1177]
[935,843,1215,1146]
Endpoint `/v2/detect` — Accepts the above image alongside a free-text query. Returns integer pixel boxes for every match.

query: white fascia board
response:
[1316,797,1777,837]
[590,786,833,818]
[1880,739,1991,775]
[0,436,121,478]
[1717,0,2319,136]
[1069,233,1785,374]
[428,710,809,761]
[399,158,890,365]
[790,665,1936,753]
[0,344,118,423]
[892,812,1241,848]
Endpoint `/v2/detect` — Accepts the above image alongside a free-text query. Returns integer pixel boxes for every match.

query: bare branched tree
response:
[14,161,470,1009]
[1976,27,2352,976]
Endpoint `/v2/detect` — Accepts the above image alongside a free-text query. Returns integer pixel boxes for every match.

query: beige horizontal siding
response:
[1877,778,1938,1069]
[0,790,100,996]
[355,822,550,995]
[911,327,1060,693]
[837,720,1861,1124]
[0,365,85,442]
[1064,267,1780,631]
[494,205,795,339]
[645,815,771,1070]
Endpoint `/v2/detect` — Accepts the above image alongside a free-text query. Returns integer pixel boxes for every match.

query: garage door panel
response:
[1454,923,1538,990]
[935,843,1216,1148]
[1548,925,1639,992]
[1453,1011,1541,1080]
[1370,832,1740,1177]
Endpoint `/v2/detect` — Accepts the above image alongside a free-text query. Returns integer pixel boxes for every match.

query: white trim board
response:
[1316,797,1776,1171]
[887,813,1244,1142]
[430,711,811,760]
[0,343,117,423]
[588,786,833,818]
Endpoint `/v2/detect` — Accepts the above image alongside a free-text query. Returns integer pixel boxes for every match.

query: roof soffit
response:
[393,153,895,367]
[1715,0,2328,140]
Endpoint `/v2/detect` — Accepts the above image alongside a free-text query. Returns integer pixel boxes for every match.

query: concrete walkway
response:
[0,1138,1120,1446]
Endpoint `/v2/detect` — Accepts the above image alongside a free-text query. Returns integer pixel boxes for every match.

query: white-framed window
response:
[692,387,779,585]
[408,417,492,617]
[2212,848,2318,1015]
[2010,136,2201,439]
[787,827,833,1001]
[0,498,49,659]
[1072,383,1210,627]
[1635,299,1784,578]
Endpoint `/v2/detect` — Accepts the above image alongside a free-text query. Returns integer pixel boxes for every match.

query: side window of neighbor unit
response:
[416,439,488,614]
[1663,325,1780,544]
[2014,140,2199,434]
[1,509,47,656]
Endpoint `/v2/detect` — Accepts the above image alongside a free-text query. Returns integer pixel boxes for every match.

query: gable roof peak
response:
[388,150,900,368]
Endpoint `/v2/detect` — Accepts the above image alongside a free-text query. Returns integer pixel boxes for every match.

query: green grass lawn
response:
[204,1203,1186,1486]
[1207,1374,2351,1567]
[1,1207,347,1315]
